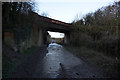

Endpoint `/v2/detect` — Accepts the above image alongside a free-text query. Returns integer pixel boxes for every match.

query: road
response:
[32,43,105,78]
[11,43,106,78]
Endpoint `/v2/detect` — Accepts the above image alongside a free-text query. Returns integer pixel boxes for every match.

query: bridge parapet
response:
[32,12,72,27]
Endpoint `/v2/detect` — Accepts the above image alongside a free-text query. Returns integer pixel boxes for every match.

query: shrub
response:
[96,36,119,57]
[70,32,92,47]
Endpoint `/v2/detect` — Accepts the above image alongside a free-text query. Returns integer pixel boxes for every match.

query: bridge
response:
[3,12,72,52]
[27,12,72,46]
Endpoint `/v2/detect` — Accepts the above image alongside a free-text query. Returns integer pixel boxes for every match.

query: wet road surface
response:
[32,43,105,78]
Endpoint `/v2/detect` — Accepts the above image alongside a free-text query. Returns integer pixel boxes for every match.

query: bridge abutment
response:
[64,32,70,44]
[38,29,44,46]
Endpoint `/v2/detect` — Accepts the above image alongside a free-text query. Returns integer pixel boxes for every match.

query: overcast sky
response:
[35,0,115,23]
[34,0,116,38]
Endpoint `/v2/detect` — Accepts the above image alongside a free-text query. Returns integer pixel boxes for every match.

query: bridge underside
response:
[37,21,71,45]
[42,20,71,33]
[46,27,69,33]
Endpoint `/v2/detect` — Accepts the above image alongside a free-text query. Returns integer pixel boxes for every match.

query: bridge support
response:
[43,30,48,45]
[38,29,44,46]
[38,29,49,46]
[64,32,70,44]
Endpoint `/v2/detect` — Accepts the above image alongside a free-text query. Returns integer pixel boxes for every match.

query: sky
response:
[35,0,115,23]
[34,0,116,38]
[48,31,64,38]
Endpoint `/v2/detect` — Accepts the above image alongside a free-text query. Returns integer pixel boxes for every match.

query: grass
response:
[65,46,119,78]
[2,46,39,78]
[2,54,20,78]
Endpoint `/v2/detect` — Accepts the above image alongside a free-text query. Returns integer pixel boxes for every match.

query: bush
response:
[96,36,119,57]
[70,32,92,47]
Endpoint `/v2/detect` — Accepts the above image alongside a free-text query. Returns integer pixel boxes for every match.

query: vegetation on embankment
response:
[67,1,120,78]
[69,1,119,58]
[2,2,40,52]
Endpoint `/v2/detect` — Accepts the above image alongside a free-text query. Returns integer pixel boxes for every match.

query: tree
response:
[83,13,94,26]
[2,2,36,44]
[41,12,49,17]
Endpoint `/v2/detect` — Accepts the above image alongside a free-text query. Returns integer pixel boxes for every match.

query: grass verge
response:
[2,54,20,78]
[2,46,39,78]
[65,46,119,78]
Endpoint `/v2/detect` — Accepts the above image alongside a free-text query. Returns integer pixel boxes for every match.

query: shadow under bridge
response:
[38,16,72,45]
